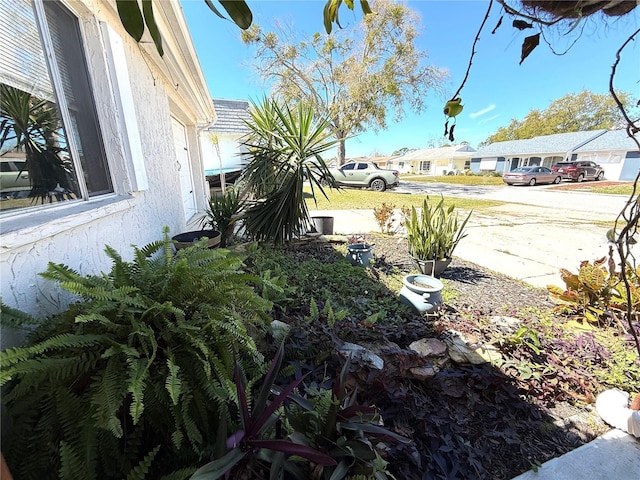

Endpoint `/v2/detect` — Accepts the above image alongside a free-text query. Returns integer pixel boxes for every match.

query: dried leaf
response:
[519,33,540,65]
[513,19,533,30]
[492,15,503,34]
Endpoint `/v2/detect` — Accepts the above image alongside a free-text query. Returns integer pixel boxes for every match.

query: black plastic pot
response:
[172,230,221,250]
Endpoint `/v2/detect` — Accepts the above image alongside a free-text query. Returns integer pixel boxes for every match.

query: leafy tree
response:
[241,0,446,164]
[483,90,637,144]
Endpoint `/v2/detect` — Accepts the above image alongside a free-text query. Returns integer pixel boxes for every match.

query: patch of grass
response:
[304,186,503,211]
[400,174,504,186]
[577,184,635,195]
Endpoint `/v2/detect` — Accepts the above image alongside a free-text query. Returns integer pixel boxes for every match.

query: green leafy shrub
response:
[1,230,272,479]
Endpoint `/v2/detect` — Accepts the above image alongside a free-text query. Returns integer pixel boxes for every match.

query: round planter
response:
[410,256,452,278]
[346,243,374,267]
[311,216,334,235]
[172,230,221,250]
[399,274,444,315]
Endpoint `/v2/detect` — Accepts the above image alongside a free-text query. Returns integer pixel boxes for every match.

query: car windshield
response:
[512,167,534,173]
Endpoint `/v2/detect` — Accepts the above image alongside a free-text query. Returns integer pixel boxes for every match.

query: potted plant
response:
[346,233,374,267]
[199,185,246,247]
[404,196,472,277]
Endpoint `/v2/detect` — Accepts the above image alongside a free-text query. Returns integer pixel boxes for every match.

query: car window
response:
[342,163,355,171]
[357,163,368,170]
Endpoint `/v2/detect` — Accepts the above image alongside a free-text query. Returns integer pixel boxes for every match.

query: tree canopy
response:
[240,0,446,164]
[482,90,637,145]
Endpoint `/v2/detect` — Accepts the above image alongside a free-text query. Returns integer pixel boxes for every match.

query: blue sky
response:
[181,0,639,158]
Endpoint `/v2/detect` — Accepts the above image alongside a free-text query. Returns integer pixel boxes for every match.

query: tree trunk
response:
[337,134,346,165]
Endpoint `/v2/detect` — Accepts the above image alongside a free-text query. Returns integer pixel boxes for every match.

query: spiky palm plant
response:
[241,97,339,244]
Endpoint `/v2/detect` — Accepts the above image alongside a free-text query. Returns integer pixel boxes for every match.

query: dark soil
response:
[286,234,612,480]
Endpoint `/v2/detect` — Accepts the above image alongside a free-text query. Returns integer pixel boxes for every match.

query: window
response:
[419,161,431,172]
[0,0,111,212]
[357,163,368,170]
[342,163,355,170]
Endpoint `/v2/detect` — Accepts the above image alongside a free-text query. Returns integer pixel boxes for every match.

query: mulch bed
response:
[288,234,612,479]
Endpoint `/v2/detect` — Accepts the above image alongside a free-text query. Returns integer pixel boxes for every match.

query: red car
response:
[551,161,605,182]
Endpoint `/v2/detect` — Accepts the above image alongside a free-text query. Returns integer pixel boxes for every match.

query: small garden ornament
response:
[346,234,374,267]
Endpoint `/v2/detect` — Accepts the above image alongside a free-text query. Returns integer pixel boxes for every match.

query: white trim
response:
[101,22,148,191]
[0,195,135,253]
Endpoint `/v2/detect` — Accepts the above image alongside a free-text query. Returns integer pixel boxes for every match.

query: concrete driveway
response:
[312,182,635,289]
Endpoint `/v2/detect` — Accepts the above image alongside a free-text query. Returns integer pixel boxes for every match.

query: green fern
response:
[1,230,272,479]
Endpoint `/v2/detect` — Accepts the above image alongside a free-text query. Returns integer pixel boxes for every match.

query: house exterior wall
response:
[618,152,640,181]
[0,0,213,331]
[201,133,247,173]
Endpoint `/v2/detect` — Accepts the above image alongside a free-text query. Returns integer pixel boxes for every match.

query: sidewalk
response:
[309,207,640,478]
[311,205,616,289]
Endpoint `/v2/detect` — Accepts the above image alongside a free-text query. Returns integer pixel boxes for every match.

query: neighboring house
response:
[201,98,251,177]
[572,129,640,181]
[470,130,602,174]
[345,156,399,169]
[0,0,215,336]
[391,145,477,175]
[472,129,639,180]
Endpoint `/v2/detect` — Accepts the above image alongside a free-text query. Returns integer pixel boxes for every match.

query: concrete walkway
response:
[309,188,640,478]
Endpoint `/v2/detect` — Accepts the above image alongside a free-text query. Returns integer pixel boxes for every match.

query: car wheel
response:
[528,178,536,186]
[596,171,604,181]
[553,176,561,184]
[369,178,386,192]
[577,173,585,183]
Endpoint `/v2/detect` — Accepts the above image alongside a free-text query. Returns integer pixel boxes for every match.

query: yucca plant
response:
[404,195,472,261]
[200,186,247,247]
[241,97,339,244]
[0,228,272,480]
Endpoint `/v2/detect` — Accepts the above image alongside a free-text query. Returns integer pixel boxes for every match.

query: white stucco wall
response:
[0,0,212,340]
[200,133,247,173]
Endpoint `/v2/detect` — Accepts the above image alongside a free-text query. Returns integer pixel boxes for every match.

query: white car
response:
[0,157,30,198]
[327,161,399,192]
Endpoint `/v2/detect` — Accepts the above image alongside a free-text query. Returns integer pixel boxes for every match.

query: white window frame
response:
[1,0,144,246]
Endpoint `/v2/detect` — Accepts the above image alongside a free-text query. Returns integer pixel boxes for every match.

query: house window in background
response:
[0,0,111,212]
[419,161,431,172]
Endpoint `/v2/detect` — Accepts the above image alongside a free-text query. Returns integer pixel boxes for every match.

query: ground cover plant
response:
[2,232,639,479]
[242,235,640,479]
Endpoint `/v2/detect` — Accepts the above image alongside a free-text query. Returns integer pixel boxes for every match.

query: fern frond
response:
[165,356,183,406]
[125,445,160,480]
[59,440,94,480]
[158,467,198,480]
[127,358,150,424]
[90,356,127,437]
[0,301,39,328]
[40,261,82,283]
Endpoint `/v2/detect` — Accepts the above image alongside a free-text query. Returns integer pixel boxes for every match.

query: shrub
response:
[0,229,272,479]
